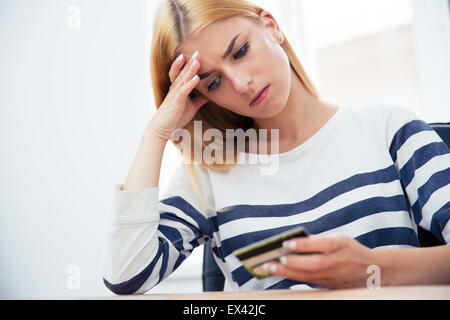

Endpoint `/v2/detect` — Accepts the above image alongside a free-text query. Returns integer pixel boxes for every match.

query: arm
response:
[388,115,450,244]
[261,234,450,288]
[264,106,450,288]
[103,50,212,294]
[121,129,168,190]
[379,107,450,284]
[103,132,213,295]
[374,244,450,286]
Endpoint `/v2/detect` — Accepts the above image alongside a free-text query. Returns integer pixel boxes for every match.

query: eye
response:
[207,42,250,92]
[207,76,221,93]
[233,41,249,60]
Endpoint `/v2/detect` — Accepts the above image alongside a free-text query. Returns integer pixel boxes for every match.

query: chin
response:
[263,104,285,118]
[261,91,289,118]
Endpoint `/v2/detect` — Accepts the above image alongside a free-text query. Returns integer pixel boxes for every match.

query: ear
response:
[258,10,284,44]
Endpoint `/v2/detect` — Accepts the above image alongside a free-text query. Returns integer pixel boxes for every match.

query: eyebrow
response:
[198,32,241,80]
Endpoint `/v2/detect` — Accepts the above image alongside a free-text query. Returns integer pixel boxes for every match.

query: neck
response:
[251,67,338,148]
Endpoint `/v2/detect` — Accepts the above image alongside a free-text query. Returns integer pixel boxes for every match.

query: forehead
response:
[180,15,259,58]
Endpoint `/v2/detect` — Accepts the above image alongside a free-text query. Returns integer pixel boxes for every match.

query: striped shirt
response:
[102,104,450,294]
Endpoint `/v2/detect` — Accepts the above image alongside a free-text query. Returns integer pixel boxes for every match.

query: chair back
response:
[202,240,225,291]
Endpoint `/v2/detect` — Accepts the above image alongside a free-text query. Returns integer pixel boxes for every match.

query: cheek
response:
[263,47,290,99]
[259,41,290,83]
[273,47,290,80]
[275,49,291,92]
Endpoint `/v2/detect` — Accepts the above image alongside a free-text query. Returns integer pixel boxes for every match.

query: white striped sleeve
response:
[102,162,214,295]
[388,106,450,244]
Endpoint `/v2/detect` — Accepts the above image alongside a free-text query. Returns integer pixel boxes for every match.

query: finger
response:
[169,50,200,86]
[180,73,200,98]
[168,53,186,83]
[283,234,345,254]
[262,262,320,284]
[179,54,200,86]
[279,253,336,272]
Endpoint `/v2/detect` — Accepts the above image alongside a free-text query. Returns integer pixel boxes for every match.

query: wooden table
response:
[87,285,450,300]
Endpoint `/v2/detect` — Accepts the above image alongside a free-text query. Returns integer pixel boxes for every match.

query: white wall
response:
[0,0,156,298]
[411,0,450,122]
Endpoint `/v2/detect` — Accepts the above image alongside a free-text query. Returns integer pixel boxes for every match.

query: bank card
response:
[233,226,311,279]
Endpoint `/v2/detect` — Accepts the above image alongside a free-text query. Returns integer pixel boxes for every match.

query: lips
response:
[250,85,269,106]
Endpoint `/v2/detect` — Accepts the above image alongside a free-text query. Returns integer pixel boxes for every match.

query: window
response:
[302,0,422,115]
[301,0,450,122]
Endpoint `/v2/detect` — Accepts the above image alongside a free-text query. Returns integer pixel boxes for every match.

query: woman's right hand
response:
[146,50,209,141]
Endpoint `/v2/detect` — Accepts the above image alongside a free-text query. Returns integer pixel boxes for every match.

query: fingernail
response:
[176,53,183,62]
[192,50,199,60]
[262,263,277,273]
[282,240,296,250]
[190,74,198,82]
[279,256,287,265]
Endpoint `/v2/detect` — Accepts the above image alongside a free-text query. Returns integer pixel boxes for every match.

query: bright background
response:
[0,0,449,298]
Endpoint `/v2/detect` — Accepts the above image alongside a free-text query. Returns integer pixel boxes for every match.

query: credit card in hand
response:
[232,226,311,279]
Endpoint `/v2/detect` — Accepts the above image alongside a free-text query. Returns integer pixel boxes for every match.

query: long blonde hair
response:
[150,0,319,212]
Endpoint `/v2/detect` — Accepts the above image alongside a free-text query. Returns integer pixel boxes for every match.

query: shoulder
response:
[160,160,215,215]
[342,104,427,147]
[345,104,419,126]
[161,160,212,195]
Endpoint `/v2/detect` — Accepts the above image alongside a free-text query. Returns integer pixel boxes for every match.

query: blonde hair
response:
[150,0,319,212]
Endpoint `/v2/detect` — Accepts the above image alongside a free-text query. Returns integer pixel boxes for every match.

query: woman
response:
[102,0,450,294]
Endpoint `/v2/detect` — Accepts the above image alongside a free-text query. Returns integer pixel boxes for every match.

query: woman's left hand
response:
[263,233,378,289]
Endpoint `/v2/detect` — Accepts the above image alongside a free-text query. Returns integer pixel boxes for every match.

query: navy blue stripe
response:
[159,217,211,271]
[190,234,210,248]
[209,216,219,234]
[411,167,450,225]
[103,236,168,295]
[158,224,185,251]
[212,244,226,263]
[160,211,207,248]
[355,227,419,248]
[161,196,218,236]
[389,120,434,163]
[229,276,323,290]
[430,202,449,243]
[223,195,409,258]
[160,212,200,237]
[158,226,209,252]
[218,165,399,225]
[232,226,418,288]
[173,253,187,271]
[158,239,170,283]
[411,202,420,225]
[400,142,449,187]
[416,167,450,206]
[230,265,253,286]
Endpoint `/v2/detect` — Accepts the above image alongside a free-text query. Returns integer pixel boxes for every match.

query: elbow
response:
[103,274,149,295]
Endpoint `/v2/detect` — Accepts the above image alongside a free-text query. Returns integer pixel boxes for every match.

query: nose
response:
[224,67,251,94]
